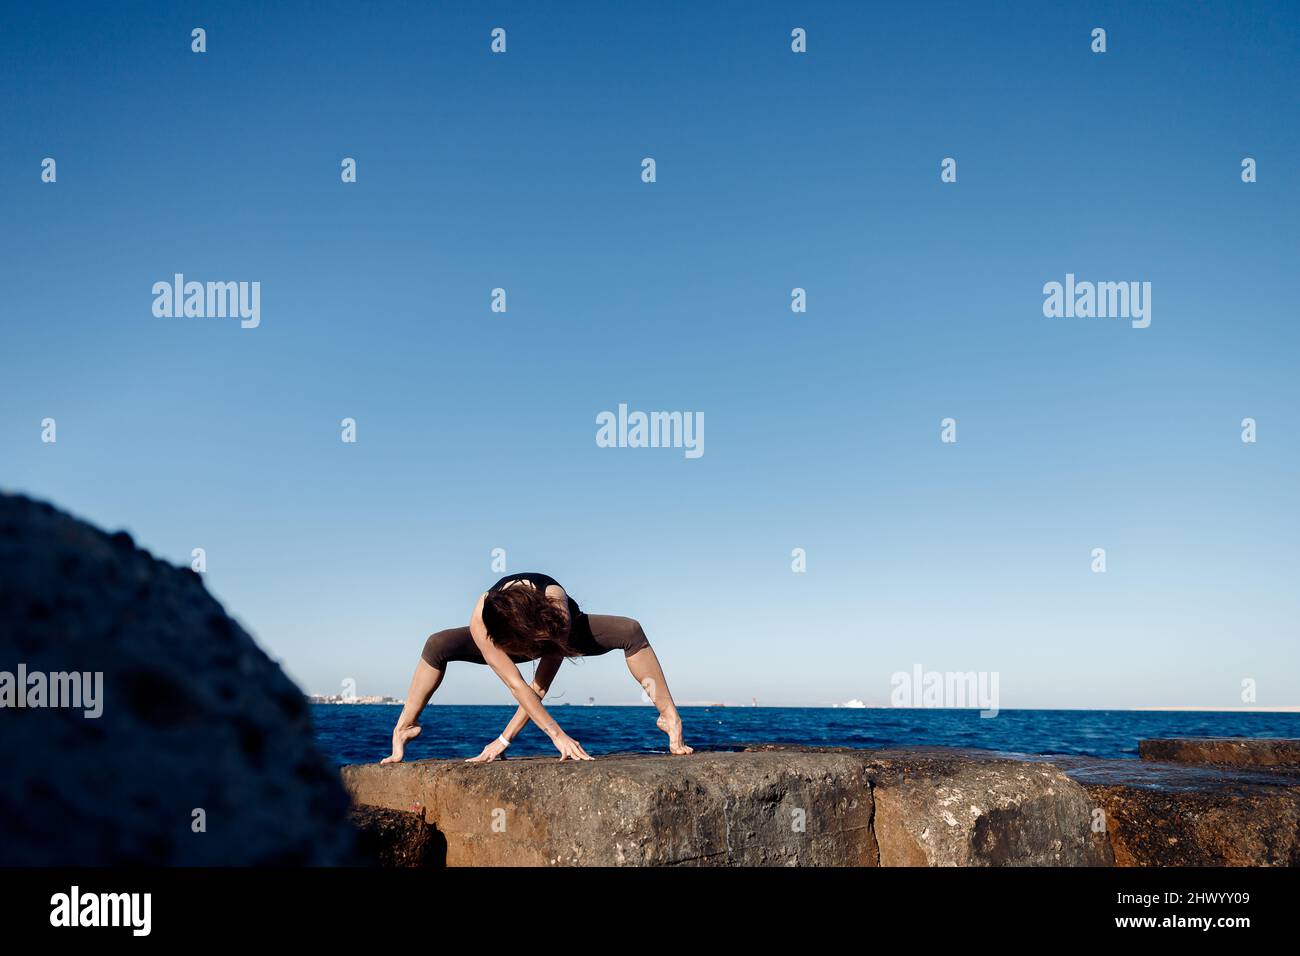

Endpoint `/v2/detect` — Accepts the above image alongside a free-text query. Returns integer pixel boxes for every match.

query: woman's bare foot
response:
[380,724,422,764]
[656,712,693,755]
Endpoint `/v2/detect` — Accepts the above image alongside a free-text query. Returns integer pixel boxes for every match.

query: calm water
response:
[313,704,1300,766]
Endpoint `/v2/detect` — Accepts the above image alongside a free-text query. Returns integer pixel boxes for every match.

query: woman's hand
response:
[552,732,594,761]
[465,737,510,763]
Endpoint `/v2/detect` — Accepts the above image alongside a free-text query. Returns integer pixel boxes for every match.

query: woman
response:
[381,572,692,763]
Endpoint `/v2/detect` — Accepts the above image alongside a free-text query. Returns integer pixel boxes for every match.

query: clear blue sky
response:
[3,1,1297,709]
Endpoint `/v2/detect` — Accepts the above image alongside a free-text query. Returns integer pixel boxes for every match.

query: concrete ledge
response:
[342,745,1109,867]
[343,749,876,866]
[344,740,1300,867]
[849,747,1110,866]
[1046,754,1300,866]
[1139,737,1300,769]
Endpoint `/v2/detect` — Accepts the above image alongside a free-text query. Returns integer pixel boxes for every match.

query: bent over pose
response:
[381,572,692,763]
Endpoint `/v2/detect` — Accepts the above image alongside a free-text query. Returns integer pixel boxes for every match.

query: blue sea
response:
[313,704,1300,766]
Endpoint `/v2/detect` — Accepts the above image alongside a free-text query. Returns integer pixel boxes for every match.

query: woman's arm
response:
[469,593,593,760]
[466,654,563,763]
[476,584,569,755]
[503,654,563,739]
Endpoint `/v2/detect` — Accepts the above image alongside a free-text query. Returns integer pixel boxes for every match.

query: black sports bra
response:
[488,572,582,618]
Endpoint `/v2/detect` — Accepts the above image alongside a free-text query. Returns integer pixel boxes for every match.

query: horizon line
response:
[311,698,1300,714]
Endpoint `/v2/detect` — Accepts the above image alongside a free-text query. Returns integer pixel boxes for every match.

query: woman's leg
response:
[380,627,475,764]
[585,615,693,755]
[626,645,693,754]
[381,659,443,764]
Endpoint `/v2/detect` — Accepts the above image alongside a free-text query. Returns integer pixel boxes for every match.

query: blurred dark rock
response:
[0,493,356,865]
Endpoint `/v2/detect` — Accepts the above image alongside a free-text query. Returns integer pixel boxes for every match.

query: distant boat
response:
[839,699,867,709]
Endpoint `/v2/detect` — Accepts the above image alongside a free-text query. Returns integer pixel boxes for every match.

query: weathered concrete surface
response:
[1140,737,1300,769]
[342,745,1111,866]
[0,494,356,865]
[343,750,876,866]
[350,806,440,867]
[345,742,1300,867]
[1045,754,1300,867]
[850,748,1111,866]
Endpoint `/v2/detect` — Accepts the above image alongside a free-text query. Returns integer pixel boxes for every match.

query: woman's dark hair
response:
[482,585,575,659]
